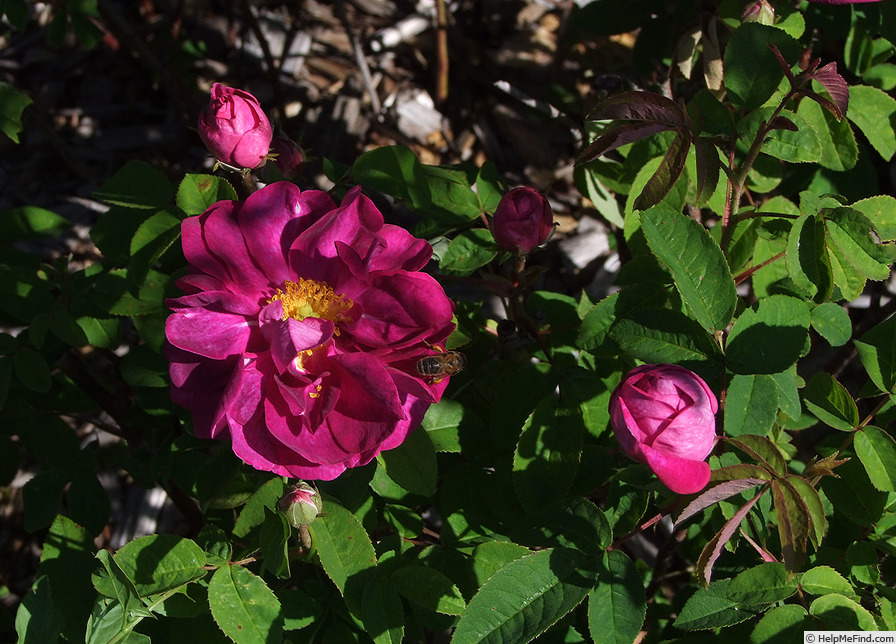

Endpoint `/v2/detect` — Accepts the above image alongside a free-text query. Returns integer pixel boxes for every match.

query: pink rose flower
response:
[165,182,456,480]
[198,83,273,169]
[491,187,554,253]
[609,364,718,495]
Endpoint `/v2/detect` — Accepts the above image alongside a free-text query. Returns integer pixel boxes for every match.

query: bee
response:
[415,348,466,383]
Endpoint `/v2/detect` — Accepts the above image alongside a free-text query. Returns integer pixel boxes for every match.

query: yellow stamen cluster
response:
[269,278,353,333]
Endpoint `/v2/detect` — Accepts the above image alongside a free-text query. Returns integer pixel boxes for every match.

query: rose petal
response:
[166,307,252,360]
[268,317,335,374]
[640,443,712,495]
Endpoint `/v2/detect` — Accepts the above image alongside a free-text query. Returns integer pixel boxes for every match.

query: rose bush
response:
[609,364,718,494]
[491,187,554,253]
[198,83,273,169]
[165,182,456,480]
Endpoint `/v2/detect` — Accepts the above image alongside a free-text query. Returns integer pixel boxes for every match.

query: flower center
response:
[269,278,354,333]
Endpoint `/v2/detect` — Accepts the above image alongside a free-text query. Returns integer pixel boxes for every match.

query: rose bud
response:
[278,481,323,528]
[609,364,718,495]
[198,83,273,169]
[272,135,304,179]
[491,187,555,254]
[742,0,774,25]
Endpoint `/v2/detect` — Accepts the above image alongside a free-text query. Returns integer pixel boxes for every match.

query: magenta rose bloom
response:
[198,83,273,169]
[272,136,305,179]
[491,187,554,253]
[609,364,718,495]
[165,182,456,480]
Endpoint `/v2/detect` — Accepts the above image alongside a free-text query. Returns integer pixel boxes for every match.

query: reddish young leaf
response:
[633,131,691,210]
[589,91,686,127]
[675,478,769,528]
[785,475,827,549]
[771,478,810,574]
[803,62,849,120]
[577,122,673,165]
[710,464,775,482]
[725,435,788,476]
[696,490,765,586]
[692,137,720,206]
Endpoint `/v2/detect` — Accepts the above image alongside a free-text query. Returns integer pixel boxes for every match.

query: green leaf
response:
[727,562,798,605]
[439,229,498,276]
[723,23,800,112]
[640,205,736,332]
[674,579,761,631]
[786,214,833,302]
[513,497,612,552]
[848,84,896,160]
[771,478,810,573]
[361,577,404,644]
[469,542,531,587]
[809,594,878,631]
[232,477,285,538]
[850,194,896,241]
[610,307,722,367]
[749,605,811,644]
[23,472,68,533]
[260,508,291,578]
[379,427,437,497]
[67,469,111,536]
[89,268,169,316]
[821,457,887,527]
[208,565,283,644]
[727,434,788,475]
[587,551,645,644]
[724,374,779,438]
[278,588,322,631]
[308,499,377,613]
[451,548,591,644]
[854,425,896,492]
[0,81,31,143]
[129,209,182,267]
[93,160,175,209]
[854,314,896,393]
[0,206,69,241]
[475,161,503,214]
[13,348,52,393]
[824,207,896,281]
[759,109,823,164]
[512,399,584,512]
[797,98,858,171]
[422,399,475,453]
[576,284,668,352]
[15,577,64,644]
[576,165,624,228]
[784,475,826,549]
[113,534,206,597]
[800,566,854,597]
[810,302,852,347]
[176,174,237,216]
[391,566,466,615]
[725,295,810,375]
[802,372,859,431]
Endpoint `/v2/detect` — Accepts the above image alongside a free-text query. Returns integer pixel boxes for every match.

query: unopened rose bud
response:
[198,83,273,169]
[742,0,774,25]
[272,136,304,179]
[610,364,718,495]
[491,187,555,254]
[278,481,322,528]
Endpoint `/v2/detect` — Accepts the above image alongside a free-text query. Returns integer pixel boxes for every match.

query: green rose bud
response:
[278,481,323,528]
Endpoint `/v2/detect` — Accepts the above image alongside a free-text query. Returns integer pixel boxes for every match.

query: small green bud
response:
[278,481,322,528]
[742,0,774,25]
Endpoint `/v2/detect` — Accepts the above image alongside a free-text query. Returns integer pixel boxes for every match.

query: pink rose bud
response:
[491,187,555,253]
[198,83,273,169]
[742,0,774,24]
[272,136,304,179]
[278,481,323,528]
[609,364,718,495]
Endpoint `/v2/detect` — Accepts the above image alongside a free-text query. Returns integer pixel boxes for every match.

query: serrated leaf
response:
[800,566,854,597]
[727,562,797,604]
[610,307,722,367]
[640,205,735,332]
[0,206,69,241]
[451,548,591,644]
[578,121,673,166]
[854,425,896,492]
[588,550,645,644]
[176,174,237,216]
[308,499,377,613]
[361,577,404,644]
[675,478,769,527]
[379,427,437,497]
[697,491,765,585]
[786,214,832,302]
[392,566,466,615]
[784,475,826,549]
[513,497,611,552]
[802,372,859,431]
[93,160,175,210]
[726,434,788,475]
[674,579,761,631]
[804,61,849,119]
[850,194,896,242]
[724,23,800,112]
[760,109,823,164]
[824,207,896,281]
[589,91,686,126]
[848,84,896,160]
[440,229,498,276]
[15,577,64,644]
[822,457,887,527]
[855,314,896,393]
[233,477,285,538]
[797,98,858,171]
[809,594,878,631]
[810,302,852,347]
[771,478,809,573]
[208,565,282,644]
[260,508,290,578]
[634,131,691,210]
[749,604,811,644]
[512,399,584,512]
[726,295,810,374]
[114,535,206,597]
[724,374,779,438]
[470,542,531,587]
